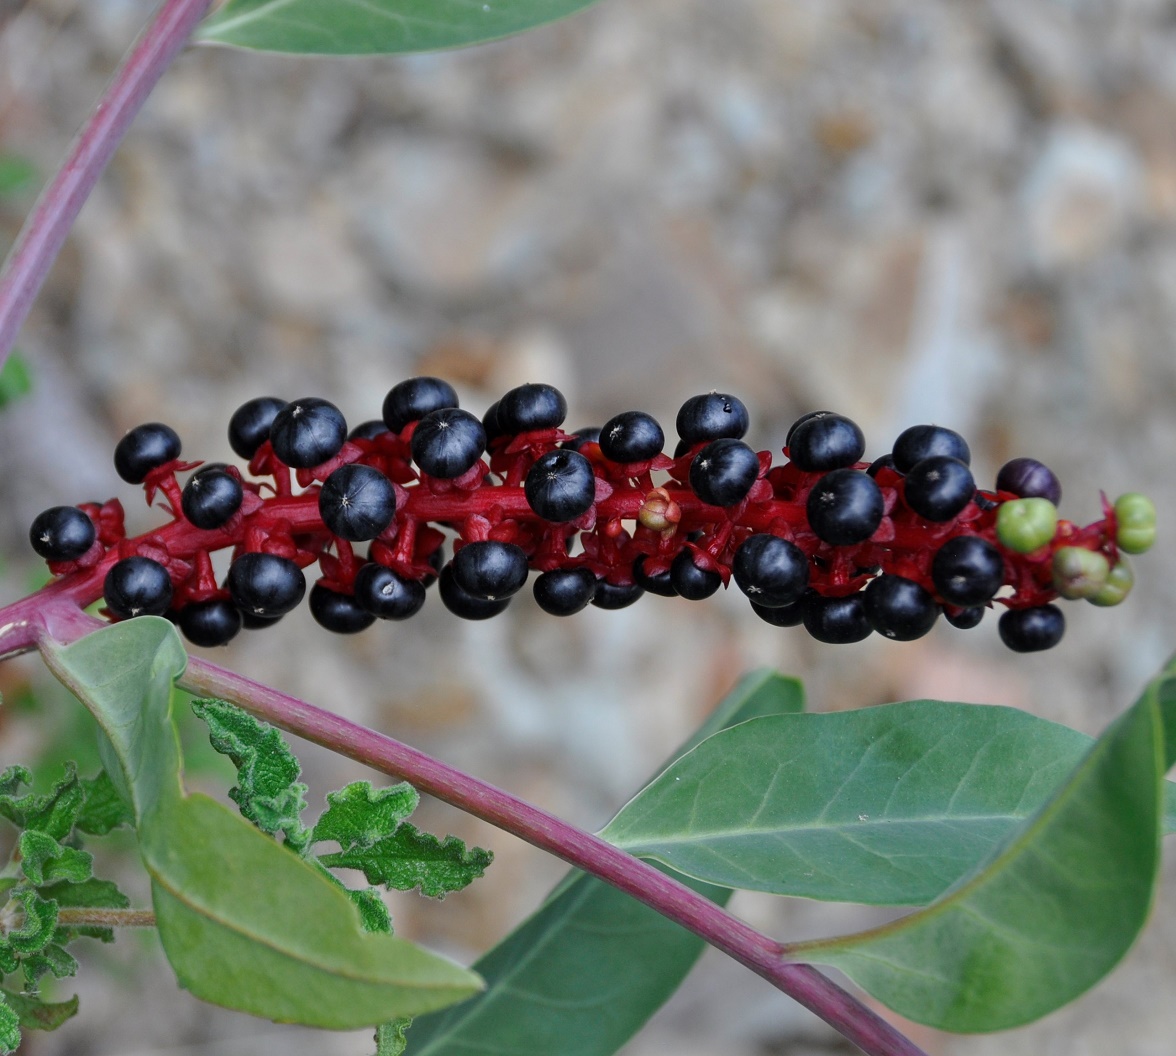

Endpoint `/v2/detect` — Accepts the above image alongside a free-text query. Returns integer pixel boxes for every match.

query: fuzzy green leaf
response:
[349,887,393,934]
[191,698,310,852]
[376,1018,411,1056]
[0,987,78,1032]
[0,998,19,1055]
[17,832,92,887]
[196,0,601,56]
[312,781,419,850]
[20,943,77,987]
[4,890,57,956]
[76,770,134,835]
[0,767,30,802]
[0,764,82,841]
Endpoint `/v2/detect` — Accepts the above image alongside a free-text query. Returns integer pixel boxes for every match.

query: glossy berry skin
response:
[892,425,971,473]
[439,565,512,620]
[240,609,284,630]
[452,540,529,600]
[667,549,721,601]
[178,600,242,647]
[411,408,487,479]
[676,393,750,444]
[29,506,95,561]
[788,414,866,472]
[182,465,243,530]
[802,592,873,644]
[114,423,182,484]
[309,584,376,634]
[995,497,1058,554]
[591,578,644,610]
[599,411,664,463]
[318,464,398,541]
[1114,493,1157,555]
[353,564,426,620]
[634,555,676,597]
[227,552,306,619]
[104,556,173,619]
[750,597,807,626]
[863,574,940,641]
[931,535,1005,607]
[382,377,459,433]
[999,604,1065,652]
[349,420,390,441]
[785,411,834,447]
[902,457,975,522]
[562,427,601,452]
[689,439,760,507]
[497,383,568,433]
[945,606,985,630]
[806,469,884,545]
[525,449,596,522]
[533,567,597,616]
[996,457,1061,505]
[867,453,897,478]
[269,398,347,469]
[732,534,809,607]
[228,397,286,459]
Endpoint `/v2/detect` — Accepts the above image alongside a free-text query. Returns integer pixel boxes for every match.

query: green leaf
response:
[376,1018,411,1056]
[191,698,309,852]
[0,354,31,410]
[17,832,92,887]
[787,662,1176,1032]
[20,943,77,987]
[76,770,134,835]
[0,764,83,840]
[0,156,36,199]
[348,887,393,934]
[41,877,131,943]
[3,890,57,956]
[0,766,30,801]
[312,780,419,850]
[196,0,601,55]
[603,698,1175,905]
[0,997,18,1055]
[0,987,78,1031]
[406,670,803,1056]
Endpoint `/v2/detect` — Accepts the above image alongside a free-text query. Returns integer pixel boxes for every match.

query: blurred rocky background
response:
[2,0,1176,1053]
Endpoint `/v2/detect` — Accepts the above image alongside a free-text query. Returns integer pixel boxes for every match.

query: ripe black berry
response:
[634,555,676,597]
[227,552,306,618]
[931,536,1005,607]
[353,564,426,620]
[675,392,750,444]
[732,535,809,607]
[318,464,398,541]
[788,414,865,472]
[902,457,975,522]
[750,597,807,626]
[945,606,985,630]
[349,420,391,441]
[689,439,760,507]
[309,584,376,634]
[411,408,487,479]
[270,398,347,469]
[533,567,597,616]
[802,592,873,644]
[29,506,95,561]
[104,556,173,619]
[996,457,1062,505]
[562,427,601,452]
[525,449,596,522]
[382,377,459,433]
[181,465,243,531]
[228,397,286,459]
[178,600,242,647]
[891,424,971,473]
[806,469,884,545]
[599,411,664,463]
[785,411,834,446]
[497,383,568,433]
[998,604,1065,652]
[591,578,644,610]
[240,610,284,630]
[452,540,529,600]
[867,453,897,478]
[439,564,512,620]
[670,549,721,601]
[863,574,940,641]
[114,423,182,484]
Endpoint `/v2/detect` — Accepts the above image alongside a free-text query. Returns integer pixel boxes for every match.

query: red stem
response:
[0,0,214,367]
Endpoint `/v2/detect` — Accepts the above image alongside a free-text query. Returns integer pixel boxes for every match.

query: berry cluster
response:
[27,381,1155,652]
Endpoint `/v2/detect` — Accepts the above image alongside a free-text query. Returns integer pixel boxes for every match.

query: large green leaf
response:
[196,0,601,55]
[786,661,1176,1032]
[406,670,803,1055]
[602,698,1176,906]
[42,619,481,1028]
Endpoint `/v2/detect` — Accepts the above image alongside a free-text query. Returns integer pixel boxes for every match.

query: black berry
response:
[788,414,865,472]
[114,423,181,484]
[867,453,897,478]
[382,377,459,433]
[806,469,884,545]
[309,584,376,634]
[675,392,750,444]
[945,606,985,630]
[751,597,807,627]
[439,564,512,620]
[732,534,809,607]
[178,600,242,647]
[996,457,1062,505]
[863,574,940,641]
[931,536,1005,607]
[227,552,306,619]
[29,506,95,561]
[891,424,971,473]
[228,397,286,459]
[599,411,664,463]
[670,549,722,601]
[533,567,597,616]
[452,540,529,600]
[902,457,975,522]
[354,564,426,620]
[998,605,1065,652]
[802,592,873,644]
[689,439,760,507]
[104,556,173,619]
[591,578,644,610]
[785,411,835,447]
[411,408,487,479]
[525,449,596,522]
[349,420,391,441]
[319,464,398,542]
[634,555,676,597]
[181,465,243,531]
[562,427,601,452]
[497,383,568,433]
[270,398,347,469]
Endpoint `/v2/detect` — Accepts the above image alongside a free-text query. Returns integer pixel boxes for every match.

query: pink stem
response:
[0,0,214,366]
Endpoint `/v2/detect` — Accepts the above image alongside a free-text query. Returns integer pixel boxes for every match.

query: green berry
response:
[1051,546,1109,600]
[1087,559,1134,607]
[996,497,1058,554]
[1114,493,1156,554]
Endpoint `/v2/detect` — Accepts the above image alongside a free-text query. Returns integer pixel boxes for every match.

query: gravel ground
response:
[2,1,1176,1054]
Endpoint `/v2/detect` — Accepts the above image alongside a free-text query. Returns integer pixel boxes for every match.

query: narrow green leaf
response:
[405,670,804,1056]
[312,780,419,850]
[0,987,78,1031]
[0,997,19,1055]
[76,770,134,835]
[603,699,1175,905]
[196,0,601,55]
[789,664,1176,1031]
[17,832,92,887]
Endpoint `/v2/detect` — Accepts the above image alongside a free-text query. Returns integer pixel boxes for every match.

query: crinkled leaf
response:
[312,781,419,850]
[4,889,57,955]
[406,670,804,1056]
[191,698,310,852]
[0,766,30,804]
[41,877,131,943]
[349,887,393,934]
[0,998,18,1055]
[76,770,134,835]
[376,1018,411,1056]
[18,831,92,887]
[0,987,78,1031]
[20,943,77,987]
[196,0,602,56]
[789,661,1176,1032]
[0,764,82,841]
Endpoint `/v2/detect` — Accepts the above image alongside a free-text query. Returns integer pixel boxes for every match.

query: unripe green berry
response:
[1051,546,1109,600]
[1087,559,1134,607]
[996,497,1058,554]
[1114,493,1157,554]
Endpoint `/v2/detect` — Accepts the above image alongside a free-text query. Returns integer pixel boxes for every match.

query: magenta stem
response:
[0,0,214,366]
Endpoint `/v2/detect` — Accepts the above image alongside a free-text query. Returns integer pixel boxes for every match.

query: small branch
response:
[56,907,156,929]
[0,0,214,367]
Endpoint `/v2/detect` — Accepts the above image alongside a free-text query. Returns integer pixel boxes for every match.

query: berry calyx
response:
[270,398,347,469]
[996,497,1058,554]
[1113,493,1156,554]
[318,464,398,541]
[29,506,95,561]
[104,556,173,619]
[689,439,760,508]
[114,423,181,484]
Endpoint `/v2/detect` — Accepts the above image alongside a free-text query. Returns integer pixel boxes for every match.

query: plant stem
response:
[56,907,156,928]
[0,0,214,367]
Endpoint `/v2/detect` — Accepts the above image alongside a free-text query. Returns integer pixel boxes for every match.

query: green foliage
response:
[0,355,31,411]
[0,155,36,199]
[196,0,601,55]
